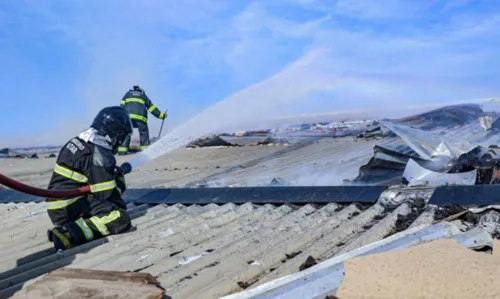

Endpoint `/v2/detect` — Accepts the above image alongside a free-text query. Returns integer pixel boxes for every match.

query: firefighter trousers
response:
[118,119,150,153]
[47,196,131,247]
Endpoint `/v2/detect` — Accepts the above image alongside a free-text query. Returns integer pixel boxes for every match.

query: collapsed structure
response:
[185,102,500,189]
[354,103,500,187]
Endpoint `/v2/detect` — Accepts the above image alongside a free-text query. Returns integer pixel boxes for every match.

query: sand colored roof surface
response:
[338,238,500,299]
[0,138,378,189]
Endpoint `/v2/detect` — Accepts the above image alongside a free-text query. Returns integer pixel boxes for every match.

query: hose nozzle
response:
[115,162,133,176]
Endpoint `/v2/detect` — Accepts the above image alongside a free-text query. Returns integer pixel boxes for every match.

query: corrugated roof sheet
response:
[192,138,381,187]
[0,186,492,299]
[222,222,494,299]
[0,137,380,189]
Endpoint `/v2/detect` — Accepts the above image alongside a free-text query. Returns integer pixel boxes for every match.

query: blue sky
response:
[1,0,499,147]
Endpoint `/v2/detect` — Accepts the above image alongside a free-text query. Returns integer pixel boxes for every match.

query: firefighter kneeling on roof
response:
[46,106,133,251]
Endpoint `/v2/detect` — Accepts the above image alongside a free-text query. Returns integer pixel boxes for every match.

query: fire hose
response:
[0,162,132,199]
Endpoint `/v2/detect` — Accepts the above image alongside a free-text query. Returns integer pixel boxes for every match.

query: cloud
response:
[1,0,499,148]
[334,0,429,19]
[224,2,328,84]
[174,0,500,133]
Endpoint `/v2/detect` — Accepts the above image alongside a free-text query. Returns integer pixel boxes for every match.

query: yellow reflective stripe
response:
[100,210,121,225]
[89,210,121,236]
[123,98,145,105]
[120,100,126,106]
[46,196,83,210]
[159,112,165,119]
[89,180,117,193]
[54,164,88,183]
[51,228,71,249]
[117,146,128,152]
[129,114,147,122]
[148,105,157,113]
[90,216,110,236]
[139,145,148,150]
[75,218,94,241]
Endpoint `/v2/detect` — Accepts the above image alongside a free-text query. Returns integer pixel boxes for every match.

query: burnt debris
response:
[352,103,500,188]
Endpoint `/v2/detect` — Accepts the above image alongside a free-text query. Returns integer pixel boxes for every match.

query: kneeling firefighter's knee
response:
[108,210,132,235]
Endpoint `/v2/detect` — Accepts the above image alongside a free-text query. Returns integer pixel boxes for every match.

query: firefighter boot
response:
[48,226,73,251]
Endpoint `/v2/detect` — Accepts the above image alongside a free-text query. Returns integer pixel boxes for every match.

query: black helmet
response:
[133,85,144,93]
[91,106,133,149]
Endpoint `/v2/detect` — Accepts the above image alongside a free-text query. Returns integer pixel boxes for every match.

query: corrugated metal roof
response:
[390,119,500,153]
[0,142,286,189]
[0,137,380,189]
[222,222,493,299]
[196,138,380,187]
[0,186,492,299]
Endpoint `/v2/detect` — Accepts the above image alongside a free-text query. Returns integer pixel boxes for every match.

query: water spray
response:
[0,82,498,197]
[124,97,500,173]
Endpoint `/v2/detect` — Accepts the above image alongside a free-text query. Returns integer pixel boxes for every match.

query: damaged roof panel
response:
[393,104,484,130]
[198,138,381,187]
[354,103,500,186]
[222,222,493,299]
[403,159,477,187]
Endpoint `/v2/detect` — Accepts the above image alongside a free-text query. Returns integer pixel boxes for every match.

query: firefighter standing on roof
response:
[46,106,133,251]
[118,85,167,155]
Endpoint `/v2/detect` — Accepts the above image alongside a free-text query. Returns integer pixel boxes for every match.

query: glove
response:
[159,112,167,120]
[116,175,127,195]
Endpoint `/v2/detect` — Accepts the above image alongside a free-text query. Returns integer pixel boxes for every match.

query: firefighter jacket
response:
[46,133,126,222]
[120,90,165,123]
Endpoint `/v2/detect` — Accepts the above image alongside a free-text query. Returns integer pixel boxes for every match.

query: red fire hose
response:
[0,162,132,199]
[0,173,91,199]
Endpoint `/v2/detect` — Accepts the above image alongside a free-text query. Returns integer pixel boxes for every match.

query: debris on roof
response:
[221,221,494,299]
[229,130,269,137]
[480,115,493,131]
[393,103,484,129]
[356,125,395,140]
[185,119,375,149]
[11,268,166,299]
[353,145,423,185]
[187,135,238,148]
[380,120,477,161]
[256,137,281,146]
[0,147,60,159]
[402,158,477,187]
[352,103,500,187]
[267,177,288,186]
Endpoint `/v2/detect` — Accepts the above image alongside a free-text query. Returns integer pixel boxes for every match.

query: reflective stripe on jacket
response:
[120,90,163,122]
[46,137,121,210]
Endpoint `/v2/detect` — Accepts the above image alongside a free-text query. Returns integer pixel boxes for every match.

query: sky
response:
[0,0,500,147]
